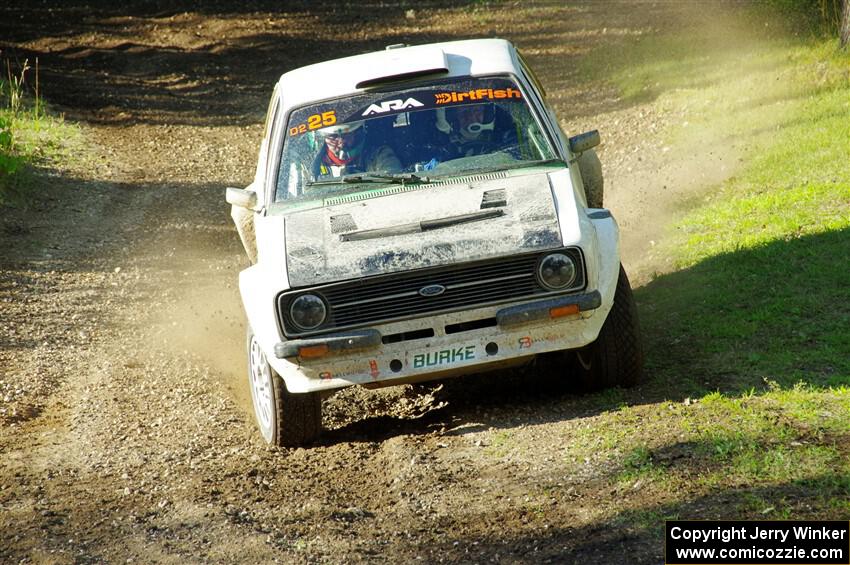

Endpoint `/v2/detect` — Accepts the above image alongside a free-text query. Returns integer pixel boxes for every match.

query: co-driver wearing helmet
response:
[435,103,517,158]
[312,121,401,179]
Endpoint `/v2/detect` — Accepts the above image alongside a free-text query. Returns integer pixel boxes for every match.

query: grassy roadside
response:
[0,57,81,206]
[572,7,850,523]
[639,33,850,389]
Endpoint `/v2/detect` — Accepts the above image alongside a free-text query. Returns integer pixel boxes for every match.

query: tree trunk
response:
[841,0,850,48]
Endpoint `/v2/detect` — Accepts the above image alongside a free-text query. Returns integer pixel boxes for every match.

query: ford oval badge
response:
[419,284,446,297]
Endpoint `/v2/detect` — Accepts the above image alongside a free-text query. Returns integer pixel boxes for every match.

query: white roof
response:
[277,39,519,110]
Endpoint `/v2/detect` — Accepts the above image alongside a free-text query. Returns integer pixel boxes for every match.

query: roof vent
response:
[356,45,448,89]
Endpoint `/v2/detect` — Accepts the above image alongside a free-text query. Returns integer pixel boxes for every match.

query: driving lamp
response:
[289,294,327,331]
[537,253,577,290]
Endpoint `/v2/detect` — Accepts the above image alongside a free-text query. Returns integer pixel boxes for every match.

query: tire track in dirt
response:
[1,2,746,563]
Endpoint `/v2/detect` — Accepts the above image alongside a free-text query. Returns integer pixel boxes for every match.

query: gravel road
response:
[0,2,738,562]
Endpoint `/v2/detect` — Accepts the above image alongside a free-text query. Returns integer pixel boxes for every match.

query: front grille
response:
[279,248,585,338]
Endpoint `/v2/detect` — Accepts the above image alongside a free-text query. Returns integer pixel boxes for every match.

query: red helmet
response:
[317,121,365,161]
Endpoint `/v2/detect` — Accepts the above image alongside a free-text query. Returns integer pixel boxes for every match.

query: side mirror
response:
[225,187,258,210]
[568,130,600,154]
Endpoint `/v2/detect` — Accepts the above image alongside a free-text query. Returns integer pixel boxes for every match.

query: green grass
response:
[1,58,81,206]
[559,8,850,526]
[576,5,850,392]
[640,49,850,388]
[484,429,516,458]
[590,20,850,389]
[557,386,849,525]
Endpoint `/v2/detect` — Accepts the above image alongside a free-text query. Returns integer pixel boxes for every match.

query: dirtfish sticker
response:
[434,88,522,104]
[413,345,475,369]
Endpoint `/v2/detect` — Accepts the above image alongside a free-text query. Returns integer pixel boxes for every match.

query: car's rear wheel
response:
[248,331,322,447]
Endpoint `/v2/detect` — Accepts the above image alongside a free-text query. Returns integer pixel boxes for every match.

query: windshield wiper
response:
[341,172,430,184]
[492,158,565,172]
[306,172,430,187]
[417,158,564,181]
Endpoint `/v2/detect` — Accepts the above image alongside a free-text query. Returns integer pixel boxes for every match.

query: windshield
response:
[274,76,558,203]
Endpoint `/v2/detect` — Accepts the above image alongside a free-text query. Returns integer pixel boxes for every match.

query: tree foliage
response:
[761,0,847,40]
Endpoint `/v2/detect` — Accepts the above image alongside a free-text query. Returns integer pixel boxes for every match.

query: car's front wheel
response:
[572,264,644,390]
[248,331,322,447]
[537,264,644,390]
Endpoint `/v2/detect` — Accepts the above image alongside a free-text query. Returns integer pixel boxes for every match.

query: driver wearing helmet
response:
[436,103,517,158]
[312,120,401,178]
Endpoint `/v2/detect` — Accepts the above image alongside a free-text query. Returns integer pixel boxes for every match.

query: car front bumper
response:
[268,290,607,393]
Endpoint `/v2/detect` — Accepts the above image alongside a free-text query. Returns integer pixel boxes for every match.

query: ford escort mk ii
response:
[226,39,643,446]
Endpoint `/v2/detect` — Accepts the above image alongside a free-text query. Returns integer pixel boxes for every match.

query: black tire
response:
[536,265,644,391]
[574,264,644,390]
[247,331,322,447]
[577,149,604,208]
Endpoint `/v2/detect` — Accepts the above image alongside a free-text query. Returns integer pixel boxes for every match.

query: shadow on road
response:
[416,470,850,564]
[0,0,702,127]
[322,226,850,444]
[0,1,496,126]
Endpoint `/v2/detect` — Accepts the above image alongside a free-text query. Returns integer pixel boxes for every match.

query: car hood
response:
[284,172,563,288]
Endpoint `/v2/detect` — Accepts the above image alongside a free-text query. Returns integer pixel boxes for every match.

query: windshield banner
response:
[355,78,523,120]
[287,77,525,137]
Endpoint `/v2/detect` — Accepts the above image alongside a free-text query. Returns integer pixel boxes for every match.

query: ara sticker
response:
[361,97,424,116]
[434,88,522,105]
[412,345,476,369]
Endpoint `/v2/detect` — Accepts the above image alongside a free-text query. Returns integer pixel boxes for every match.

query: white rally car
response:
[226,39,643,446]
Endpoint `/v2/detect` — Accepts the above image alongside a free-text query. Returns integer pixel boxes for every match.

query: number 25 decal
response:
[290,111,336,136]
[308,111,336,129]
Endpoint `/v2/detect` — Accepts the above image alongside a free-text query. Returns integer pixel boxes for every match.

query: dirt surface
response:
[1,2,740,563]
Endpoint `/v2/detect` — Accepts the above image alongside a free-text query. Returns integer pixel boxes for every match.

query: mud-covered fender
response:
[240,261,314,392]
[239,264,282,360]
[548,168,620,318]
[239,214,288,356]
[587,211,620,317]
[239,215,319,392]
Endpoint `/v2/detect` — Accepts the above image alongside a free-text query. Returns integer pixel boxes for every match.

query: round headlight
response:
[538,253,577,290]
[289,294,327,330]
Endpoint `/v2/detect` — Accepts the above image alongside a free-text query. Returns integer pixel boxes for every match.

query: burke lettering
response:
[413,345,475,369]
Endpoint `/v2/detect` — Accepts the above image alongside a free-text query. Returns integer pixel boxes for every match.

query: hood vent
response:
[324,184,430,206]
[429,171,508,186]
[480,188,507,209]
[330,214,358,234]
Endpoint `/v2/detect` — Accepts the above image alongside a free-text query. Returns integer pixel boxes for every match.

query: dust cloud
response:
[137,233,255,416]
[554,2,798,284]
